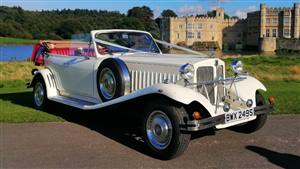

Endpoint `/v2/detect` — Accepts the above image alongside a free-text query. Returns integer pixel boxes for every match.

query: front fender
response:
[28,69,58,98]
[225,75,266,105]
[151,84,215,113]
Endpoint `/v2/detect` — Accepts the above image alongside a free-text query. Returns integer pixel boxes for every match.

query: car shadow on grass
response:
[0,91,216,159]
[246,145,300,169]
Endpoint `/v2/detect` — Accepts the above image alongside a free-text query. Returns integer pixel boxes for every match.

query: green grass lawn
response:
[0,37,38,45]
[262,81,300,114]
[0,86,64,123]
[223,56,300,81]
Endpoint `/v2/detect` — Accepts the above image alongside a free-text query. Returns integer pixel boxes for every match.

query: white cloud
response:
[235,5,258,19]
[210,0,231,10]
[177,5,204,16]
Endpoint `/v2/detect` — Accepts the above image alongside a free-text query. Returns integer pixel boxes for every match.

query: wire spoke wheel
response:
[142,100,191,160]
[99,68,116,100]
[34,82,45,107]
[146,110,173,150]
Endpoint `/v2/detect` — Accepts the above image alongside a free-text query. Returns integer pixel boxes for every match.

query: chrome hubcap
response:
[146,110,172,150]
[34,82,44,107]
[99,68,116,100]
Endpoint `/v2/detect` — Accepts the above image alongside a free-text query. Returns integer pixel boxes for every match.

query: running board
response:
[47,84,207,111]
[49,96,99,109]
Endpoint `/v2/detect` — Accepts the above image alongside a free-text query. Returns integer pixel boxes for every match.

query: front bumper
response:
[180,104,273,131]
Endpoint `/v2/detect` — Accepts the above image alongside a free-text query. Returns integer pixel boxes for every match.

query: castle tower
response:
[260,3,267,38]
[294,3,300,38]
[215,8,224,20]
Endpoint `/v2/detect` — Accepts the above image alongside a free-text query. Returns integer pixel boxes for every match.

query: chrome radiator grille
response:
[216,65,225,100]
[197,67,215,104]
[130,70,180,92]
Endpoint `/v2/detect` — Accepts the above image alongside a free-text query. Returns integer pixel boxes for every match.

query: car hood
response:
[119,53,214,66]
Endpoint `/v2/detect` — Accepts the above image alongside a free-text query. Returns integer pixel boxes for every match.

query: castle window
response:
[284,29,290,37]
[187,32,194,38]
[197,32,201,39]
[266,18,270,24]
[284,17,291,25]
[198,23,203,29]
[177,33,180,39]
[187,23,193,29]
[272,29,277,37]
[212,36,215,40]
[266,29,270,37]
[179,24,183,29]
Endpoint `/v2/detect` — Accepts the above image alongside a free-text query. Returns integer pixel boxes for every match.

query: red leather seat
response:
[31,43,96,66]
[50,48,76,56]
[50,48,95,57]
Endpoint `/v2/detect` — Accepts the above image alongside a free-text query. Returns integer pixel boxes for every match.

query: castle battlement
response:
[268,7,292,11]
[170,16,218,21]
[224,18,241,22]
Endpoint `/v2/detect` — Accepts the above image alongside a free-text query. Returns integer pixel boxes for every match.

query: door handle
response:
[63,62,70,66]
[63,58,77,66]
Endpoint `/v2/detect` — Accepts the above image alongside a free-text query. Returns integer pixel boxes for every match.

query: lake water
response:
[0,45,33,61]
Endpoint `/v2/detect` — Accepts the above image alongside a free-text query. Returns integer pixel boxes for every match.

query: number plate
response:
[225,108,255,124]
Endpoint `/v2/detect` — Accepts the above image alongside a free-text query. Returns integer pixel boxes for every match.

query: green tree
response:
[56,19,85,39]
[0,6,160,40]
[127,6,154,22]
[114,17,145,30]
[224,13,230,19]
[127,6,160,38]
[161,9,177,17]
[207,10,230,19]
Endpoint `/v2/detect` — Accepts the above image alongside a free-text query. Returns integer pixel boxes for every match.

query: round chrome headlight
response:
[231,60,244,74]
[179,63,194,81]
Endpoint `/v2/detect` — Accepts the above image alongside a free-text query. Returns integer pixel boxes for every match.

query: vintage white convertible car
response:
[29,29,273,159]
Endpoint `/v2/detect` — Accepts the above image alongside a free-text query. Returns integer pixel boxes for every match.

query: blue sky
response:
[1,0,299,18]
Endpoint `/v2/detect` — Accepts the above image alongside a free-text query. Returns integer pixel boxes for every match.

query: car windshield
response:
[95,32,160,54]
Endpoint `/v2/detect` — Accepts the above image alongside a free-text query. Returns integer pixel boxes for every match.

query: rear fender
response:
[28,69,58,98]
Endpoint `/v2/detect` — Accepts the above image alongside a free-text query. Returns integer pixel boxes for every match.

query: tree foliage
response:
[0,6,160,39]
[207,10,230,19]
[127,6,153,22]
[127,6,160,39]
[161,9,177,17]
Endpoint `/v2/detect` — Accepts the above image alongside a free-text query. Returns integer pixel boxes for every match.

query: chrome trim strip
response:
[188,76,247,86]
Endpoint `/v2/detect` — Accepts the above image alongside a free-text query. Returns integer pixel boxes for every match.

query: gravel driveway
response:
[1,115,299,169]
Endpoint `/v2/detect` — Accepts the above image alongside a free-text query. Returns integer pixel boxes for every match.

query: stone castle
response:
[160,3,300,52]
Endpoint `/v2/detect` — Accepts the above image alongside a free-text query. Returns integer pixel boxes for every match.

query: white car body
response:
[29,29,273,159]
[30,29,270,129]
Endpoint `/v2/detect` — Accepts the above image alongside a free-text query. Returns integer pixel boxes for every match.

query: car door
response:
[57,55,96,98]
